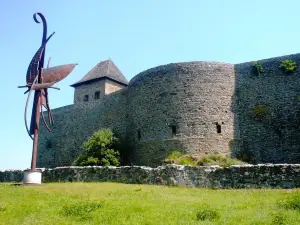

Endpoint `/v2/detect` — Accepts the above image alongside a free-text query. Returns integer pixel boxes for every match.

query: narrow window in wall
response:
[216,124,221,133]
[94,91,100,99]
[170,125,177,136]
[137,129,141,140]
[46,140,52,149]
[84,95,89,102]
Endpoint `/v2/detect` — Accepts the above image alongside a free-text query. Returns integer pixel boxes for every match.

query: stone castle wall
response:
[38,53,300,168]
[127,62,235,165]
[234,53,300,163]
[38,89,128,168]
[2,164,300,189]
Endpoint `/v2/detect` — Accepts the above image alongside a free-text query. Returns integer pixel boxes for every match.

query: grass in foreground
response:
[0,182,300,224]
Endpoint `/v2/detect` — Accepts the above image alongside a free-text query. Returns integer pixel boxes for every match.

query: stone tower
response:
[71,59,128,106]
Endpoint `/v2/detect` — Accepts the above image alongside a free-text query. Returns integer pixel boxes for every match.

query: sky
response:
[1,0,300,170]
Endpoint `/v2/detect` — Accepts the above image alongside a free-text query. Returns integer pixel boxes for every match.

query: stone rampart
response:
[234,53,300,163]
[2,164,300,189]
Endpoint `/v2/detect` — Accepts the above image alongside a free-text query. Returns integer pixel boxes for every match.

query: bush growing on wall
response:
[280,60,297,73]
[252,104,269,120]
[73,128,121,166]
[252,61,264,75]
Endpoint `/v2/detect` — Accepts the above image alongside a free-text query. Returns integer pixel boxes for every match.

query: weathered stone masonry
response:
[38,54,300,168]
[234,53,300,163]
[2,164,300,189]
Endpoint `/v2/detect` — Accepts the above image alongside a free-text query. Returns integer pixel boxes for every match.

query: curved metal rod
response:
[41,100,52,132]
[24,76,38,140]
[33,13,47,44]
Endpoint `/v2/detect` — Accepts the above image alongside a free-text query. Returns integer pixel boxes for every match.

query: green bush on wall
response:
[252,104,269,119]
[280,60,297,73]
[252,61,264,75]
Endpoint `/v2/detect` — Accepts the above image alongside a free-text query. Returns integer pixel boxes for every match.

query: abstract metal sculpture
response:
[19,13,77,172]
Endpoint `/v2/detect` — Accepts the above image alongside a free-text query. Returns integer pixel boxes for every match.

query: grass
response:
[197,154,246,167]
[164,151,245,167]
[1,183,300,224]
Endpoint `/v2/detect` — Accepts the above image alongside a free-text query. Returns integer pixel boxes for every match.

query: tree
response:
[73,128,120,166]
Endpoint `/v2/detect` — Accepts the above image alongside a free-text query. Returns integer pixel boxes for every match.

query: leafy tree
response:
[73,128,120,166]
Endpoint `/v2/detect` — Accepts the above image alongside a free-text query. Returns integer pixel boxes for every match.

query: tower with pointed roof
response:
[71,59,128,106]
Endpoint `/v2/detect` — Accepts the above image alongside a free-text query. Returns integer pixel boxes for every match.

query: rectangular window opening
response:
[171,125,177,136]
[94,91,100,99]
[84,95,89,102]
[137,129,141,140]
[216,124,221,133]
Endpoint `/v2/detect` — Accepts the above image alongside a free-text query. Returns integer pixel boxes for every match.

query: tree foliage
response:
[73,128,121,166]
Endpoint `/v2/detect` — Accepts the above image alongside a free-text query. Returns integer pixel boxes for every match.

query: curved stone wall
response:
[126,62,236,165]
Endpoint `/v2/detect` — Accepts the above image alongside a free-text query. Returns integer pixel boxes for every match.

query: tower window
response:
[84,95,89,102]
[137,129,141,140]
[216,124,221,133]
[94,91,100,99]
[170,125,177,136]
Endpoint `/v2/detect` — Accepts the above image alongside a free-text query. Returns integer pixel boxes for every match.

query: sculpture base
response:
[23,169,42,185]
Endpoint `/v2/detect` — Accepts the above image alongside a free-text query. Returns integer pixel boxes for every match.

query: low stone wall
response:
[0,170,23,182]
[1,164,300,188]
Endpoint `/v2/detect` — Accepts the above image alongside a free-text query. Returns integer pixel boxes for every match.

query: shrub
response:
[271,213,287,225]
[73,128,120,166]
[280,60,297,73]
[197,154,246,167]
[196,206,220,221]
[252,104,269,120]
[163,150,197,166]
[164,150,183,162]
[278,193,300,210]
[252,61,264,75]
[164,152,245,167]
[178,155,197,166]
[61,202,101,220]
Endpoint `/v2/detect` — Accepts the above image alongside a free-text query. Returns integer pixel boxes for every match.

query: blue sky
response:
[1,0,300,170]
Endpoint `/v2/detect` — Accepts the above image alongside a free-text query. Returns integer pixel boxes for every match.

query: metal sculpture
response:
[19,13,77,170]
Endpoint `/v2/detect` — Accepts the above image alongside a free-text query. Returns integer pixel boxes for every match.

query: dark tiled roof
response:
[71,60,128,87]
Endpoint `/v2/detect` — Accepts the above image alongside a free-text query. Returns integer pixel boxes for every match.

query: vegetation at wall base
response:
[163,150,197,166]
[163,151,246,167]
[197,154,246,167]
[280,59,297,73]
[1,183,300,224]
[252,61,264,75]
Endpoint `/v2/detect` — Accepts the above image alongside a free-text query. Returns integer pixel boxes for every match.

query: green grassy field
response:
[0,183,300,225]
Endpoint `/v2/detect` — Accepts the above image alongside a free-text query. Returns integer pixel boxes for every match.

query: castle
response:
[37,53,300,168]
